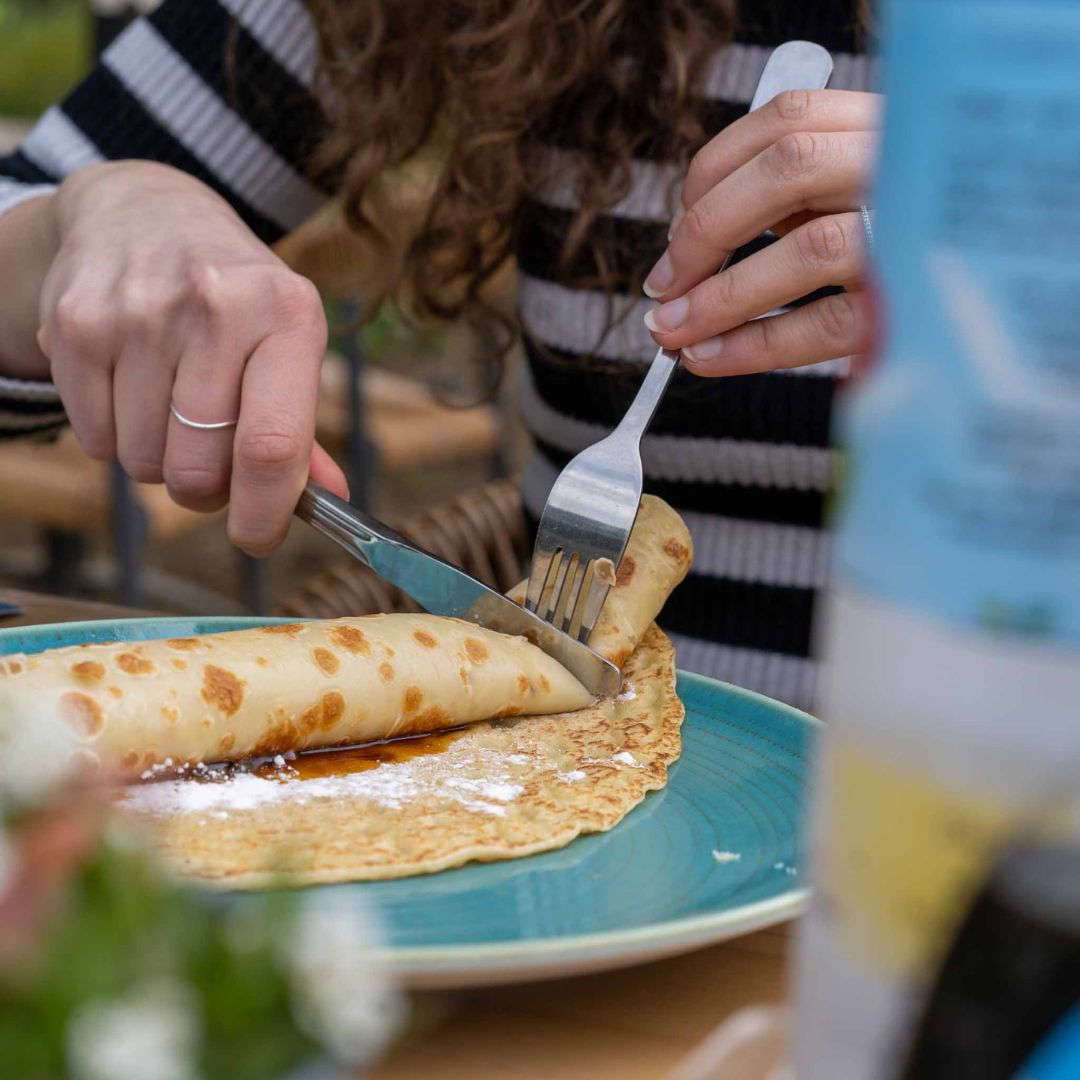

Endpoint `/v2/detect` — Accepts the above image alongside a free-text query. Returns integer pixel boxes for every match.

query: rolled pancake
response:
[120,624,681,886]
[0,495,692,782]
[0,617,591,778]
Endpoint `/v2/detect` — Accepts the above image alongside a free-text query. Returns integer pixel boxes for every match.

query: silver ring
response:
[170,403,238,431]
[859,204,875,251]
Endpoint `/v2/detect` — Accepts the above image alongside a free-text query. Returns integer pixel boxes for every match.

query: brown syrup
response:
[254,728,467,781]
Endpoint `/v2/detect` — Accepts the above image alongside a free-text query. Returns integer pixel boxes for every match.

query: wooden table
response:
[2,589,794,1080]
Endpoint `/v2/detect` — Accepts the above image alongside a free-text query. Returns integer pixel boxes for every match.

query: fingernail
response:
[683,335,725,366]
[667,207,685,243]
[643,252,674,298]
[644,295,689,334]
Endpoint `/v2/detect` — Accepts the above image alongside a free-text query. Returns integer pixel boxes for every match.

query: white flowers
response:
[67,977,202,1080]
[284,894,406,1068]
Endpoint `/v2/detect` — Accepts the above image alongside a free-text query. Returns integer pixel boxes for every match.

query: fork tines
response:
[525,547,611,644]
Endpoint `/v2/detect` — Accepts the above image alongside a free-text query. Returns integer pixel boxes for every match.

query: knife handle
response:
[295,482,411,566]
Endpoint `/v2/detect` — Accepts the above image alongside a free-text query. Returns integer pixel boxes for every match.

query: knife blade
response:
[295,483,622,697]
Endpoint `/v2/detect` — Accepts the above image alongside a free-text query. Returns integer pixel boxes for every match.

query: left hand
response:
[643,89,881,375]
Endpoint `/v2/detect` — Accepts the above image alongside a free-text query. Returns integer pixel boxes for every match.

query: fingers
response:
[646,212,864,351]
[647,131,876,301]
[113,340,176,485]
[678,89,881,214]
[163,330,245,514]
[38,294,117,461]
[678,290,871,378]
[309,441,350,501]
[228,278,327,556]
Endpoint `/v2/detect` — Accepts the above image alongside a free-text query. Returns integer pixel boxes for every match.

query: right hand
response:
[37,160,346,556]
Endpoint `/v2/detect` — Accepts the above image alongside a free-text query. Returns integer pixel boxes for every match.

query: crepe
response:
[0,495,691,782]
[0,616,592,779]
[119,624,681,886]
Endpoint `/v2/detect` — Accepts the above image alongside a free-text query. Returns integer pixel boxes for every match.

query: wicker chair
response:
[277,479,528,619]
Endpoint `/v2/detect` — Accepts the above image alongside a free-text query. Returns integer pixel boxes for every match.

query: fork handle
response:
[611,348,680,445]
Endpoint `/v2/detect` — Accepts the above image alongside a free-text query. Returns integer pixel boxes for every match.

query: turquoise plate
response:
[0,616,817,988]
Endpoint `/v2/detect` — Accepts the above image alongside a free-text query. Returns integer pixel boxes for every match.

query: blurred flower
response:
[0,694,78,814]
[284,893,405,1068]
[67,976,202,1080]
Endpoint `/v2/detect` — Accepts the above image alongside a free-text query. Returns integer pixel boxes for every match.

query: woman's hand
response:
[37,160,346,556]
[643,89,881,375]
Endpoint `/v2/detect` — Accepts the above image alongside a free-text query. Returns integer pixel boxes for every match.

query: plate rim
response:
[0,617,817,974]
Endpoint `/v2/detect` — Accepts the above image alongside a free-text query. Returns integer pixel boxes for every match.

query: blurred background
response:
[0,0,530,616]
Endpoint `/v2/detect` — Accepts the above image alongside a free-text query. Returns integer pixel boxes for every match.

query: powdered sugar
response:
[121,743,531,820]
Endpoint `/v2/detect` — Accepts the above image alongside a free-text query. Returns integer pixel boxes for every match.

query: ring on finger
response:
[170,403,238,431]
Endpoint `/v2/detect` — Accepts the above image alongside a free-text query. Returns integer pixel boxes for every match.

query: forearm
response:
[0,193,59,380]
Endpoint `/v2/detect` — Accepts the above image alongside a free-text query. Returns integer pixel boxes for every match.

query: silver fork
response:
[524,40,835,643]
[525,347,679,641]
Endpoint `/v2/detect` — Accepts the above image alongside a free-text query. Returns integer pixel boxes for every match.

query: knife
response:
[295,483,622,697]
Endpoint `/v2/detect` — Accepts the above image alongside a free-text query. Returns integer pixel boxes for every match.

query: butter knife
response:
[295,483,622,696]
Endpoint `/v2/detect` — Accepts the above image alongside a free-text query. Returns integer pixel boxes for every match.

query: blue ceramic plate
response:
[0,617,817,988]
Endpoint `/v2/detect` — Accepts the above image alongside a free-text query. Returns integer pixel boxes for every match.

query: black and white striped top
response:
[0,0,874,712]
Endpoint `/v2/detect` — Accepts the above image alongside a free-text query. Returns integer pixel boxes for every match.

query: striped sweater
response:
[0,0,874,711]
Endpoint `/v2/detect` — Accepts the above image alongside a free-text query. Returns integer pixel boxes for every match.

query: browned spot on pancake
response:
[318,691,346,730]
[170,658,187,671]
[165,638,202,651]
[517,672,530,696]
[59,691,104,738]
[256,656,269,667]
[403,685,424,713]
[502,704,524,717]
[412,629,438,649]
[121,750,139,770]
[116,651,155,676]
[108,686,123,699]
[616,556,636,587]
[409,705,452,730]
[540,674,552,692]
[143,750,162,769]
[201,664,244,716]
[201,718,212,729]
[251,719,299,757]
[313,647,340,675]
[328,624,371,656]
[262,623,302,636]
[7,661,22,675]
[71,660,106,681]
[459,666,470,687]
[663,537,690,562]
[161,705,179,726]
[464,637,490,665]
[384,645,395,657]
[218,733,236,754]
[379,661,395,682]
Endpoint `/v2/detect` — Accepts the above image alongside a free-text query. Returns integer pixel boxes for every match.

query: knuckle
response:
[797,216,850,267]
[681,202,711,247]
[771,89,813,125]
[817,292,859,344]
[164,462,229,501]
[236,425,305,473]
[52,293,115,349]
[269,274,324,327]
[771,131,822,183]
[119,279,182,330]
[710,266,739,311]
[185,264,230,318]
[121,457,164,484]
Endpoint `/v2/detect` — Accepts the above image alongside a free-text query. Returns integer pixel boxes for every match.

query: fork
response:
[524,40,835,643]
[524,347,679,641]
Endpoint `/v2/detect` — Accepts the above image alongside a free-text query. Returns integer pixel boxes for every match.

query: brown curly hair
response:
[305,1,869,349]
[306,1,735,323]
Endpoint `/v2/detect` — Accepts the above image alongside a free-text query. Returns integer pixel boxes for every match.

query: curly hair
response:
[305,1,737,326]
[304,1,868,356]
